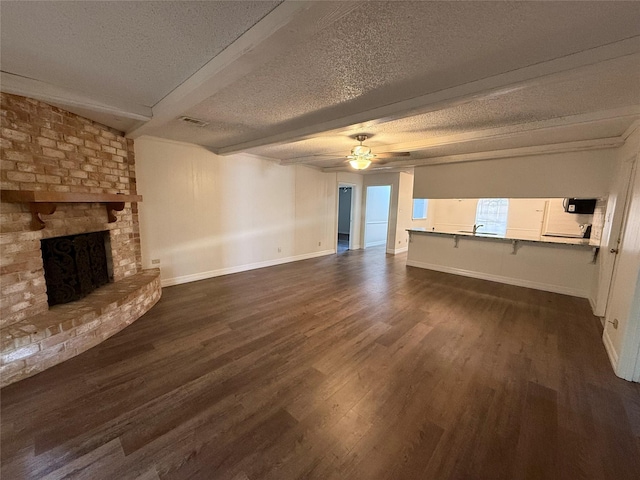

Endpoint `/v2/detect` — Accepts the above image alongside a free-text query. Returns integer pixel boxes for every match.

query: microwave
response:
[563,198,596,214]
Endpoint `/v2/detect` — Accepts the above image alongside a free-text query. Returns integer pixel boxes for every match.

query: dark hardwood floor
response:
[2,248,640,479]
[337,233,349,253]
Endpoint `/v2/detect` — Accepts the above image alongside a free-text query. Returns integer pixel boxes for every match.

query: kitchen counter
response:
[405,228,599,298]
[406,228,594,247]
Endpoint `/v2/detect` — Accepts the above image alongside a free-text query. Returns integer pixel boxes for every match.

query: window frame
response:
[474,198,509,236]
[412,198,428,220]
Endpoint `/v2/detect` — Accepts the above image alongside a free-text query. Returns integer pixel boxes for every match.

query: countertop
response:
[406,228,595,247]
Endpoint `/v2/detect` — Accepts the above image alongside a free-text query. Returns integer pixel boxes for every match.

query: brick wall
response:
[0,93,142,329]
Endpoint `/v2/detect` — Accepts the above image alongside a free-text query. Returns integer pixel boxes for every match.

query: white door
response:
[364,185,391,248]
[594,159,637,316]
[604,159,640,380]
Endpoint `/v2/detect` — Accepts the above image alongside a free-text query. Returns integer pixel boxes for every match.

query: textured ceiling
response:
[243,54,640,166]
[262,116,632,171]
[0,1,281,107]
[153,0,640,149]
[1,1,639,172]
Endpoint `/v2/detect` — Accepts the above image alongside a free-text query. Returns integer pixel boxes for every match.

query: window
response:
[412,199,428,220]
[475,198,509,236]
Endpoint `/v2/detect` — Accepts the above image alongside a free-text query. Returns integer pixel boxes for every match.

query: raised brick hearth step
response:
[0,268,161,387]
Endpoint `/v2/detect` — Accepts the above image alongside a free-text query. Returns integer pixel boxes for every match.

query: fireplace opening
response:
[41,231,112,306]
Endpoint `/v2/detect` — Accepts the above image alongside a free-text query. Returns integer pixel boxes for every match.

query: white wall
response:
[506,199,546,240]
[393,172,429,253]
[431,199,478,233]
[135,136,336,286]
[414,149,617,199]
[294,165,337,255]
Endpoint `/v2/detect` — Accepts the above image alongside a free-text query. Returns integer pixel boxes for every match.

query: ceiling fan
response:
[311,134,410,170]
[345,134,410,170]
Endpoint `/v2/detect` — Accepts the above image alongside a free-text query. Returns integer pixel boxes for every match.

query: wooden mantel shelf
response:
[0,190,143,230]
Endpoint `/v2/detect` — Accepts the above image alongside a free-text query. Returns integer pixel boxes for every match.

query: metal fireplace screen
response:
[41,231,110,306]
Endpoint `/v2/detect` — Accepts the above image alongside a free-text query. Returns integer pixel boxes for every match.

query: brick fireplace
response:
[0,93,161,387]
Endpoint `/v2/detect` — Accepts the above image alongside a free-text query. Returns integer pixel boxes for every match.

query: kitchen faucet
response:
[473,224,484,234]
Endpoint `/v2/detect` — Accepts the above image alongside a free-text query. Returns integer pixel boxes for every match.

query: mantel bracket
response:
[106,202,126,223]
[29,202,57,230]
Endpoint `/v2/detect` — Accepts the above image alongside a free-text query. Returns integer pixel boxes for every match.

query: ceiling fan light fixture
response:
[349,157,372,170]
[351,144,371,157]
[347,134,375,169]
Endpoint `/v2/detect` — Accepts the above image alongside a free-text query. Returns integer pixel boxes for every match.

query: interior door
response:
[604,159,640,380]
[593,159,637,316]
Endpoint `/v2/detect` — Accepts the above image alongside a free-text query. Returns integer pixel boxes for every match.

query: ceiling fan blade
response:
[374,151,411,159]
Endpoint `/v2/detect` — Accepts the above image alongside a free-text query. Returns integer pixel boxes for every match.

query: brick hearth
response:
[0,93,161,386]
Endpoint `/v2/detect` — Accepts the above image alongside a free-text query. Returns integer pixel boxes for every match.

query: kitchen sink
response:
[458,230,498,235]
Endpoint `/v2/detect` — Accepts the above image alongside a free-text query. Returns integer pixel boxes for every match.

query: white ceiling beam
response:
[279,106,640,165]
[0,71,152,121]
[622,119,640,140]
[127,0,361,140]
[321,138,625,172]
[359,107,639,155]
[218,38,640,155]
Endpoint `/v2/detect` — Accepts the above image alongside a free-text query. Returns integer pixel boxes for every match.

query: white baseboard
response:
[161,249,335,287]
[406,259,589,298]
[588,295,597,314]
[365,240,387,247]
[602,328,619,371]
[387,246,408,255]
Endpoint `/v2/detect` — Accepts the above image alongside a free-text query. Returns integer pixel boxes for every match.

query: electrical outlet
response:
[151,259,160,265]
[278,247,281,253]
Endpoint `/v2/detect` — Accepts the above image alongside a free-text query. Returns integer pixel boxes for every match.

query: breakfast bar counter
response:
[406,228,599,298]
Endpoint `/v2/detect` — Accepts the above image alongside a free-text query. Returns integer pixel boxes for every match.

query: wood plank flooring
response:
[2,248,640,479]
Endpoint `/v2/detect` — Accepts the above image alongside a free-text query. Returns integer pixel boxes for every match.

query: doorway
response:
[364,185,391,249]
[337,186,353,253]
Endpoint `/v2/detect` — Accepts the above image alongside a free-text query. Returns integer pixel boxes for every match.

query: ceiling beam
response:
[0,71,152,121]
[218,38,640,155]
[126,0,361,140]
[358,107,639,155]
[321,138,625,172]
[279,106,640,165]
[622,119,640,140]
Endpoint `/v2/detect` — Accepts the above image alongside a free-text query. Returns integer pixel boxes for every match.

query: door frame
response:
[336,182,356,251]
[363,184,392,249]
